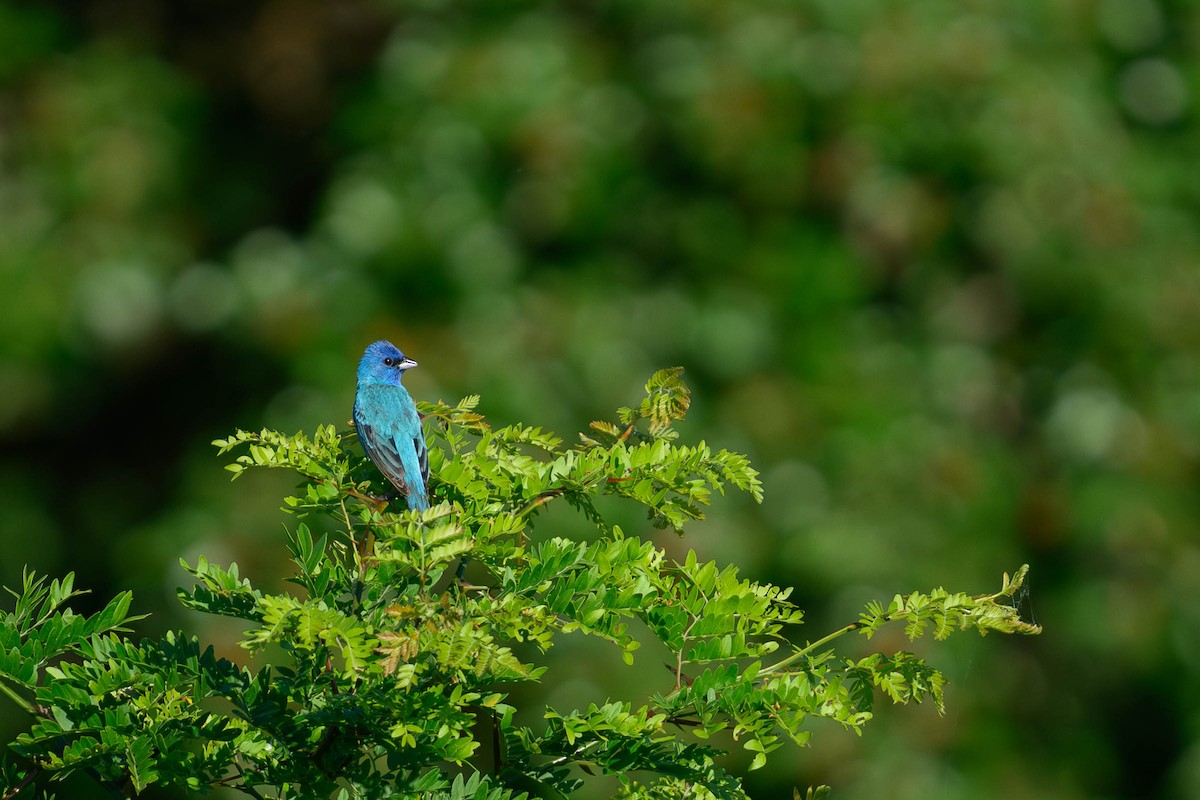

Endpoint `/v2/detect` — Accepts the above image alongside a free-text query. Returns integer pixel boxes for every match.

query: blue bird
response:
[353,340,429,511]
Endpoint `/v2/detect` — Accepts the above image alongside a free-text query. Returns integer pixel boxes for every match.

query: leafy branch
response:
[1,369,1040,799]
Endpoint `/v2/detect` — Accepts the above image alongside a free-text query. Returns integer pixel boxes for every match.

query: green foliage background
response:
[0,0,1195,797]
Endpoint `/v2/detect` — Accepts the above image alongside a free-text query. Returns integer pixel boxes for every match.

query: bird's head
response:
[358,340,418,386]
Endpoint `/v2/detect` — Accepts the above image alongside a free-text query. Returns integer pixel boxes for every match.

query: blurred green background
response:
[2,0,1198,797]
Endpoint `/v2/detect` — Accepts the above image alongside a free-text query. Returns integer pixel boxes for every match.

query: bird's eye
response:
[383,357,395,367]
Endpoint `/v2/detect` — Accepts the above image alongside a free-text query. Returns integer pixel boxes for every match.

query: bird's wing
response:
[354,385,429,510]
[355,415,414,497]
[416,430,429,486]
[354,397,417,497]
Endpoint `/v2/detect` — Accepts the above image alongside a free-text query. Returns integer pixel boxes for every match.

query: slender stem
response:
[762,623,860,675]
[0,678,35,716]
[796,622,860,657]
[337,496,354,539]
[765,580,1022,678]
[491,711,502,775]
[2,766,39,800]
[664,715,701,727]
[343,486,390,511]
[514,465,612,519]
[675,614,702,692]
[217,763,270,800]
[515,489,563,517]
[337,494,372,597]
[666,562,715,691]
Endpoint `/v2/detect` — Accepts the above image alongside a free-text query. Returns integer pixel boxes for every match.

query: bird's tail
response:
[408,491,429,512]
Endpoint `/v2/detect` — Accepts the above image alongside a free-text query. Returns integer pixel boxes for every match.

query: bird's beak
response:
[400,357,418,371]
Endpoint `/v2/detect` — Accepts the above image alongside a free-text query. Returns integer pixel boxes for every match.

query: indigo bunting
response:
[353,340,429,511]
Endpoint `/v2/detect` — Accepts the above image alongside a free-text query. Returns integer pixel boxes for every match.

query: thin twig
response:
[762,623,860,676]
[229,762,269,799]
[2,767,39,800]
[0,679,35,716]
[515,489,563,517]
[514,465,614,518]
[491,711,503,776]
[675,614,702,692]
